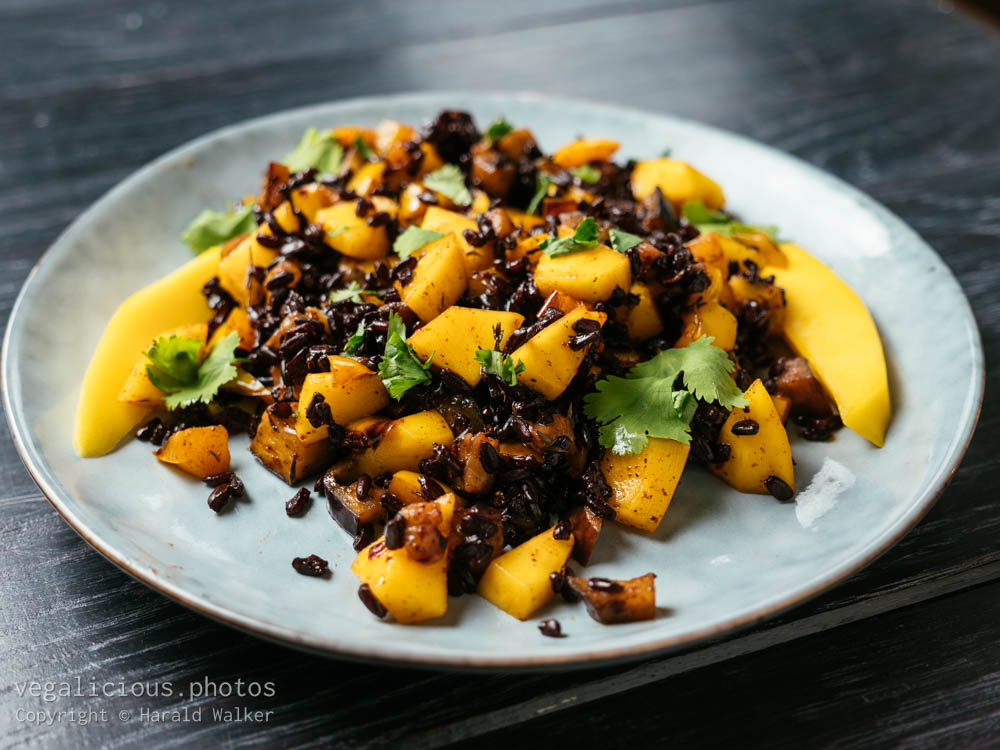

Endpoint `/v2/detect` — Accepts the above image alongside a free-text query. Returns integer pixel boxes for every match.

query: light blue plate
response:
[2,92,984,669]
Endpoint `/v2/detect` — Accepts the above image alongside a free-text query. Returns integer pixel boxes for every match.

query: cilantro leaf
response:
[569,165,601,184]
[582,336,747,454]
[343,321,365,355]
[329,281,373,304]
[485,118,513,145]
[354,136,375,161]
[181,203,257,254]
[283,127,344,173]
[682,201,779,241]
[393,226,446,258]
[378,313,434,399]
[609,228,643,253]
[145,331,241,411]
[526,174,552,215]
[422,164,472,207]
[539,217,601,258]
[474,349,526,386]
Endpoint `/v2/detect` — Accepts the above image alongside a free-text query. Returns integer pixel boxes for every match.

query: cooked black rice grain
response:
[292,554,329,577]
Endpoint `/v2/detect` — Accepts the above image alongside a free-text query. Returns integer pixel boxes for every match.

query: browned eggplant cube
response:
[323,470,386,536]
[567,573,656,624]
[250,405,334,485]
[567,505,603,565]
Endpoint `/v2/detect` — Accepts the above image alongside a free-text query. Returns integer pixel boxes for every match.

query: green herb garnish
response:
[583,336,748,455]
[393,226,446,258]
[682,201,778,241]
[474,349,526,386]
[181,203,256,255]
[609,228,643,253]
[526,174,552,215]
[539,217,601,258]
[283,127,344,173]
[485,118,514,145]
[354,136,375,161]
[145,331,241,411]
[569,165,601,183]
[343,322,365,355]
[378,313,434,399]
[422,164,472,207]
[329,281,374,304]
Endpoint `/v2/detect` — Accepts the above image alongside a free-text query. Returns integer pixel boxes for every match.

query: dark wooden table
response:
[2,1,998,747]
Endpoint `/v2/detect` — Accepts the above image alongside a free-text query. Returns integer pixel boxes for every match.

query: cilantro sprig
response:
[485,118,513,145]
[609,228,643,253]
[181,203,257,255]
[569,165,601,183]
[343,321,365,355]
[378,313,434,399]
[526,174,552,215]
[283,127,344,173]
[539,217,600,258]
[145,331,241,411]
[393,226,445,258]
[329,281,374,304]
[354,136,375,161]
[423,164,472,207]
[682,201,778,241]
[475,349,526,386]
[583,336,747,455]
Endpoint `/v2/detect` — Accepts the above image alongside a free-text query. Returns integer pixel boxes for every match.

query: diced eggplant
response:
[250,405,334,485]
[566,573,656,624]
[567,506,603,565]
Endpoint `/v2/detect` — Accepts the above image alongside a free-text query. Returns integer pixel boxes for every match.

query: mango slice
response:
[478,525,574,620]
[601,438,690,531]
[551,138,619,168]
[73,247,220,457]
[766,243,890,446]
[350,411,454,478]
[421,206,495,275]
[512,307,607,400]
[711,379,795,494]
[406,306,525,386]
[397,234,468,323]
[154,425,230,479]
[295,357,389,445]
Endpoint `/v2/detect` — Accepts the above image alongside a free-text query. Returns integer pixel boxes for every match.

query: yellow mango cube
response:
[398,233,468,322]
[316,196,397,260]
[421,206,495,275]
[346,162,387,197]
[512,307,607,400]
[387,471,456,505]
[601,438,690,531]
[766,243,890,446]
[552,138,620,168]
[218,235,279,307]
[295,357,389,444]
[618,282,664,340]
[478,526,575,620]
[676,301,738,351]
[351,411,454,477]
[711,379,795,495]
[74,247,220,457]
[533,245,632,303]
[406,306,525,386]
[631,158,725,212]
[351,494,457,624]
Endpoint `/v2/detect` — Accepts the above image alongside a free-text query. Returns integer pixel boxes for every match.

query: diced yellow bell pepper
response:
[350,411,454,478]
[765,243,890,446]
[631,158,725,212]
[711,379,795,494]
[533,245,632,303]
[74,247,221,457]
[406,306,525,386]
[295,357,389,444]
[601,438,690,531]
[512,307,607,399]
[477,525,574,620]
[398,233,468,322]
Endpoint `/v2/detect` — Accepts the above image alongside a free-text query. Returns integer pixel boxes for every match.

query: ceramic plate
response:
[2,92,983,670]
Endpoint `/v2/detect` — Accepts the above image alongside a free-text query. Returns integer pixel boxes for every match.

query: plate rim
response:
[1,90,986,671]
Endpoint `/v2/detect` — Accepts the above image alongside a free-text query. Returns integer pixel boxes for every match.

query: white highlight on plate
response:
[796,457,857,529]
[710,554,732,565]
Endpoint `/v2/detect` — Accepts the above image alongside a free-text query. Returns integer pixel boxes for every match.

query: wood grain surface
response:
[1,1,997,748]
